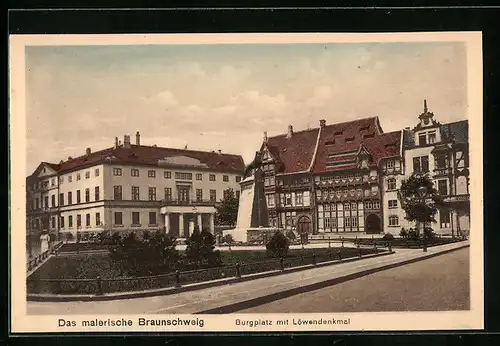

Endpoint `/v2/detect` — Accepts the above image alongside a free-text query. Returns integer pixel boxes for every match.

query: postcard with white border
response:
[9,32,483,333]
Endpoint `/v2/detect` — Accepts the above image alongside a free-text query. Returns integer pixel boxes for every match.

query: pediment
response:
[158,156,208,168]
[33,163,57,178]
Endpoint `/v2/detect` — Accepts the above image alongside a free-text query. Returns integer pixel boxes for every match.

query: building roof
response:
[263,117,402,175]
[30,144,245,177]
[441,120,469,144]
[265,128,320,174]
[312,118,401,173]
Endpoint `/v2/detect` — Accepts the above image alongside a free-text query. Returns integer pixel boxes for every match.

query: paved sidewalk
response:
[27,240,468,315]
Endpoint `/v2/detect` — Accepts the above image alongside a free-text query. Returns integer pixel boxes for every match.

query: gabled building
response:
[26,132,245,240]
[259,117,404,235]
[402,100,470,236]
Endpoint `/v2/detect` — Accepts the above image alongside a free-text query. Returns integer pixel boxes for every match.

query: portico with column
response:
[160,205,217,239]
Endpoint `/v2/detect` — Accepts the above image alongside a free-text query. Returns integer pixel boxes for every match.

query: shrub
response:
[266,231,290,258]
[399,228,408,239]
[185,227,222,267]
[407,228,420,241]
[424,227,437,241]
[222,234,234,245]
[286,230,296,242]
[382,233,395,241]
[65,232,74,241]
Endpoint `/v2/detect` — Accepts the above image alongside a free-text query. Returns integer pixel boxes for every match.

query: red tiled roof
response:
[264,117,402,175]
[34,145,245,176]
[265,128,320,174]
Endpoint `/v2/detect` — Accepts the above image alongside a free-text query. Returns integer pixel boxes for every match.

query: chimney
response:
[68,156,72,160]
[218,149,222,155]
[119,140,122,146]
[263,131,268,143]
[86,147,91,155]
[114,137,119,148]
[405,127,410,131]
[286,124,293,138]
[123,135,131,148]
[320,119,326,128]
[136,131,140,145]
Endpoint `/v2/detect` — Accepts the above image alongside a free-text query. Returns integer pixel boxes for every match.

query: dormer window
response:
[334,131,343,136]
[418,133,427,145]
[363,133,375,139]
[360,125,370,131]
[345,136,355,143]
[325,140,335,145]
[428,131,436,144]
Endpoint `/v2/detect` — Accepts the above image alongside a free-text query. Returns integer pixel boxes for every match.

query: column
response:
[209,213,215,234]
[197,214,203,231]
[164,213,170,234]
[179,213,184,238]
[188,220,194,237]
[455,209,461,236]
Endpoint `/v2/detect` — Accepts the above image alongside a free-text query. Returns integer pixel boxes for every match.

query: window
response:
[131,168,140,177]
[164,171,171,179]
[68,215,73,228]
[35,198,39,209]
[387,159,394,169]
[59,176,64,184]
[51,217,56,228]
[269,176,275,186]
[76,215,82,228]
[209,174,216,181]
[438,180,448,195]
[440,209,451,228]
[418,133,427,146]
[68,191,73,205]
[175,172,193,180]
[51,178,56,186]
[76,173,81,181]
[196,173,203,181]
[95,186,100,201]
[295,193,303,205]
[267,194,274,207]
[68,175,72,183]
[389,215,399,226]
[223,175,229,182]
[285,193,292,206]
[373,201,380,209]
[210,189,217,202]
[76,190,81,203]
[132,212,140,225]
[148,170,156,178]
[388,200,398,209]
[96,213,100,226]
[95,168,100,177]
[86,214,91,227]
[51,195,55,207]
[113,185,122,200]
[149,212,157,225]
[114,212,123,225]
[387,178,397,190]
[132,186,140,200]
[324,218,331,229]
[345,217,351,227]
[85,171,90,179]
[344,202,350,210]
[164,188,172,201]
[236,176,242,183]
[59,193,64,206]
[196,189,203,202]
[148,187,157,201]
[60,216,65,228]
[428,131,436,144]
[85,188,90,202]
[236,190,240,200]
[44,196,48,208]
[435,154,448,169]
[413,156,429,173]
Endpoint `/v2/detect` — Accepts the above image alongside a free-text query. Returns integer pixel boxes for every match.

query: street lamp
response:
[418,186,428,252]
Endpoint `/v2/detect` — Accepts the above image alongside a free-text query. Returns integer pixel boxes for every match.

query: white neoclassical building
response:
[26,132,245,240]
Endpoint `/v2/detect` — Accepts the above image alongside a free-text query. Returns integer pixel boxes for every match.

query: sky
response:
[25,41,467,175]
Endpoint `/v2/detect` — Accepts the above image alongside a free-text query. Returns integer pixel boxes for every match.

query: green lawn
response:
[27,247,380,295]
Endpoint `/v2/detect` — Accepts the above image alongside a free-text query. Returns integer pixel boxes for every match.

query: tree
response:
[266,231,290,258]
[398,174,444,236]
[185,226,222,267]
[215,188,239,227]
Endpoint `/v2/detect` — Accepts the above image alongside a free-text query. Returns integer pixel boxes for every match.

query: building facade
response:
[260,117,404,235]
[402,101,470,236]
[26,132,245,240]
[258,101,470,236]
